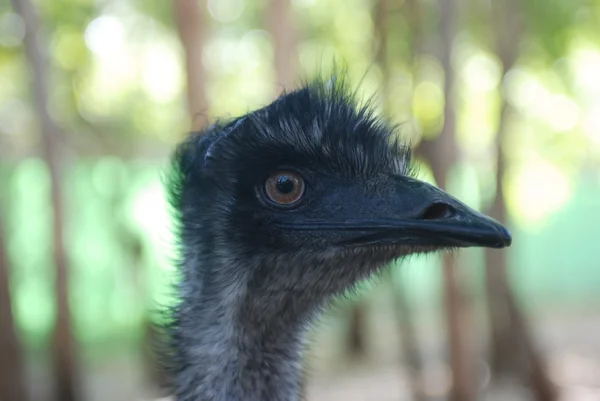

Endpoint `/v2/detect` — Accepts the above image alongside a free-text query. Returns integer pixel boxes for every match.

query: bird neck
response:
[172,253,313,401]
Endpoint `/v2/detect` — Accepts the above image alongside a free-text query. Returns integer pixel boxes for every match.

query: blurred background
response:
[1,0,600,400]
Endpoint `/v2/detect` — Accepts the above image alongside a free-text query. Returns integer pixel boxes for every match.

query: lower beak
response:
[340,214,511,249]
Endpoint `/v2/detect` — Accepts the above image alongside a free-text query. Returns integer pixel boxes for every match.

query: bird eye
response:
[264,170,305,206]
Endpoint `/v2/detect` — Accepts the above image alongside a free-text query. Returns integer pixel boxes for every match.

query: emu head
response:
[169,78,511,319]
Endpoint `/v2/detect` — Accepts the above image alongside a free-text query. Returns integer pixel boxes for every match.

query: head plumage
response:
[168,74,415,209]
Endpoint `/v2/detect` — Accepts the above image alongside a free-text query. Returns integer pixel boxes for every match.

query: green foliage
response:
[521,0,592,59]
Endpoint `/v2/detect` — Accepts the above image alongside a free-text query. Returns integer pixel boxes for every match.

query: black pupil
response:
[276,176,295,194]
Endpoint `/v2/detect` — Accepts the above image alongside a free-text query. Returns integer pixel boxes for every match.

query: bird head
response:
[169,77,511,303]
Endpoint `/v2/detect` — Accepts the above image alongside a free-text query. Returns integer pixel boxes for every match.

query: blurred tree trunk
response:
[347,305,367,357]
[173,0,209,131]
[484,0,520,376]
[0,211,29,401]
[378,1,426,399]
[485,1,557,399]
[435,1,477,400]
[406,0,423,68]
[505,285,558,400]
[11,0,79,400]
[267,0,299,92]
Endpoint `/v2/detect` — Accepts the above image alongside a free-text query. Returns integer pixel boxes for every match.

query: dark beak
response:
[276,176,512,250]
[343,176,512,249]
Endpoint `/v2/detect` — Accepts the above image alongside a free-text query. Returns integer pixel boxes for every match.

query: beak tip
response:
[496,225,512,248]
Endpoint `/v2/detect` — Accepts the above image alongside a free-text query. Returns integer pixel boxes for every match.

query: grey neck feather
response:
[173,252,319,401]
[172,224,398,400]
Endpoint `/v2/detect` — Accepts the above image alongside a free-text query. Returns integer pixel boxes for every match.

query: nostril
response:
[421,202,456,220]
